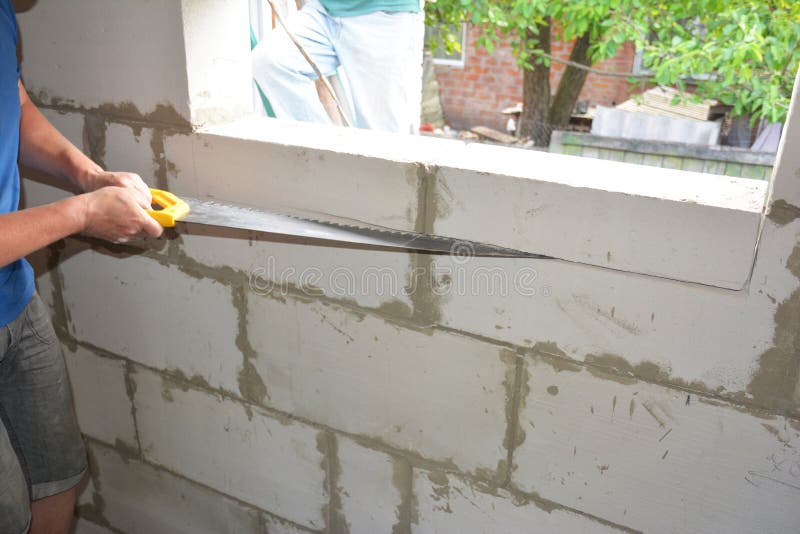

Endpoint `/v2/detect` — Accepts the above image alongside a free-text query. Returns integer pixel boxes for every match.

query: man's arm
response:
[0,83,162,268]
[0,187,160,266]
[18,81,152,203]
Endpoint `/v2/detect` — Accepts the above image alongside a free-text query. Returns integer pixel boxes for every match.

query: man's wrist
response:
[68,161,103,192]
[57,194,91,235]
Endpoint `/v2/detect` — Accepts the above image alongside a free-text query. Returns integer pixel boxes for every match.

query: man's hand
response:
[79,170,153,209]
[80,187,163,243]
[3,80,164,267]
[18,81,154,210]
[0,186,163,268]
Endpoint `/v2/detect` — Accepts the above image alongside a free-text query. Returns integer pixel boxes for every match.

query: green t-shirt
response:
[319,0,420,17]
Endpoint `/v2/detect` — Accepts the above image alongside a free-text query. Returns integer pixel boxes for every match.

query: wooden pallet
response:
[641,87,729,120]
[471,126,518,144]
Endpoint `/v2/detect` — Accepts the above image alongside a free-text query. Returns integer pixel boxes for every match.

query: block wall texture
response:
[435,26,636,131]
[16,3,800,533]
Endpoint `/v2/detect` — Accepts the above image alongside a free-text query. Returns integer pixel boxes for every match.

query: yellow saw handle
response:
[147,188,190,227]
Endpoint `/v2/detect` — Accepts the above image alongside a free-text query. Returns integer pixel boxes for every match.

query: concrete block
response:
[172,116,765,289]
[17,0,190,122]
[745,71,800,414]
[246,293,510,476]
[103,123,158,185]
[337,437,403,534]
[19,176,72,208]
[165,120,421,231]
[26,245,59,314]
[262,515,317,534]
[431,251,776,402]
[431,153,765,289]
[662,155,682,169]
[86,441,262,534]
[132,367,328,530]
[39,108,85,150]
[59,249,241,394]
[177,227,414,314]
[413,469,622,533]
[161,132,192,191]
[181,0,252,126]
[72,519,115,534]
[63,345,137,449]
[76,468,96,508]
[511,358,800,533]
[768,69,800,205]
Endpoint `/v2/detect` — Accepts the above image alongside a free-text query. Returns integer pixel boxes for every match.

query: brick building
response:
[434,25,637,131]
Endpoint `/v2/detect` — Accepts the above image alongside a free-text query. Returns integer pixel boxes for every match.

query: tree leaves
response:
[426,0,800,123]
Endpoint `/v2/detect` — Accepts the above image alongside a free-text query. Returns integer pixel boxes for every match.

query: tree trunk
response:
[545,31,592,144]
[519,20,551,147]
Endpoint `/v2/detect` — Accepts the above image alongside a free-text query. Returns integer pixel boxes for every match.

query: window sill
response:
[164,116,767,290]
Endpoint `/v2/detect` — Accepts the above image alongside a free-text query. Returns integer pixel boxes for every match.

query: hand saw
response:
[146,188,544,258]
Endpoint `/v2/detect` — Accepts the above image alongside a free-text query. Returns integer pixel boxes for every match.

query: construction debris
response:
[501,103,523,115]
[617,87,730,121]
[592,105,721,145]
[470,126,518,144]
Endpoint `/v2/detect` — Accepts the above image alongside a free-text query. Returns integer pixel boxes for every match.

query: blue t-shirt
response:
[0,0,34,326]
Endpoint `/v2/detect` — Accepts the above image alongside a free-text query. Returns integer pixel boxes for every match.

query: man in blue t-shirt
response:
[0,2,162,532]
[252,0,424,134]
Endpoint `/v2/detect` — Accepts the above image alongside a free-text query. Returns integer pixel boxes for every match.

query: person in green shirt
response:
[252,0,424,134]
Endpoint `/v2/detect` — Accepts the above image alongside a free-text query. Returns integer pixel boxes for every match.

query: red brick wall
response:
[434,26,636,132]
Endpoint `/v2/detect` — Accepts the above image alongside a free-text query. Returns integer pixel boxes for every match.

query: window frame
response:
[171,3,781,291]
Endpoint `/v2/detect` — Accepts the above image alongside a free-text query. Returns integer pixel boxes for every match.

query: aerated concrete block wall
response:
[16,2,800,533]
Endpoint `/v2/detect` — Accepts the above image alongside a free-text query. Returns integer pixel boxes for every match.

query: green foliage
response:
[426,0,800,123]
[637,1,800,123]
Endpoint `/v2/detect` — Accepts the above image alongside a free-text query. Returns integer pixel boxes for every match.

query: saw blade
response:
[178,196,546,258]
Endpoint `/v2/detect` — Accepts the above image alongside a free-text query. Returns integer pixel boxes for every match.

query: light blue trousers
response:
[252,0,424,134]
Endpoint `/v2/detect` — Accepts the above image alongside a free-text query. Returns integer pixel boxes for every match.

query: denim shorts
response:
[0,293,87,534]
